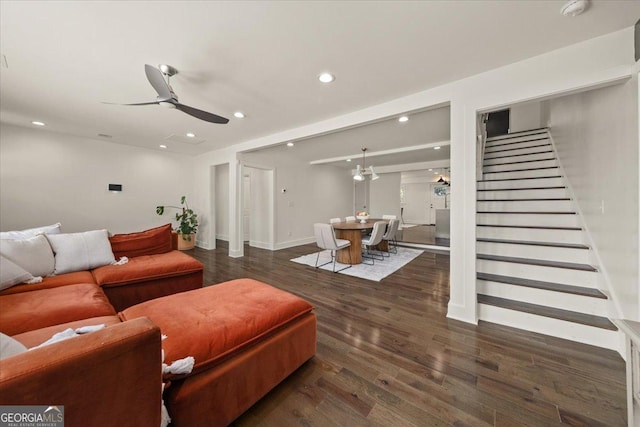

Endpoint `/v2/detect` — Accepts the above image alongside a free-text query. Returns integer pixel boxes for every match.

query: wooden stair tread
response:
[483,166,558,174]
[477,254,597,271]
[477,198,570,202]
[486,128,548,141]
[483,158,556,166]
[477,294,616,331]
[476,238,589,249]
[477,273,605,299]
[484,142,551,154]
[477,211,576,215]
[484,150,553,160]
[477,224,581,230]
[478,186,565,191]
[478,175,562,182]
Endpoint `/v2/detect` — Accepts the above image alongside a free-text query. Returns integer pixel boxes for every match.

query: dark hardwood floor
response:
[398,225,450,247]
[189,242,626,426]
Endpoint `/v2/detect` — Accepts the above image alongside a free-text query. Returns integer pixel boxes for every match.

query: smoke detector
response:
[561,0,589,17]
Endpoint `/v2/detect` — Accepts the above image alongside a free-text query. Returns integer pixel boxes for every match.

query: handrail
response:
[476,113,489,181]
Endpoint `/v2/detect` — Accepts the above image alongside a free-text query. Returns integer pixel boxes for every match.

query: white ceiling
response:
[1,1,639,156]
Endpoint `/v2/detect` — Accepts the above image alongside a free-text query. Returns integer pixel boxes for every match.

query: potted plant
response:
[156,196,198,250]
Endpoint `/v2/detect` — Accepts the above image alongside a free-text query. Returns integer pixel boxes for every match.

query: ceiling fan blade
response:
[102,101,160,106]
[174,103,229,124]
[144,64,172,100]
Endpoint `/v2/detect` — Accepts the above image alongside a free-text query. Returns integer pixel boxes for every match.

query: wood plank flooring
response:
[189,242,626,426]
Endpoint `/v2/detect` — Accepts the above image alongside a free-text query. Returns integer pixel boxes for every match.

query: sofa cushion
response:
[0,271,97,296]
[46,229,115,274]
[0,283,116,336]
[0,222,61,240]
[109,224,173,259]
[12,315,122,348]
[0,256,34,291]
[120,278,313,377]
[0,235,55,277]
[92,250,203,288]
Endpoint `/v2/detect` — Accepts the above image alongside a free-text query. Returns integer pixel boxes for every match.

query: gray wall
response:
[0,124,194,234]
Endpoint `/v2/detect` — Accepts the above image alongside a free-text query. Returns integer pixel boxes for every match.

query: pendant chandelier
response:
[353,147,379,181]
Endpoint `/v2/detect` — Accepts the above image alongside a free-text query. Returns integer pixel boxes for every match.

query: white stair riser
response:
[477,213,578,228]
[486,132,549,145]
[483,152,555,166]
[477,304,617,350]
[477,259,597,287]
[476,241,590,264]
[477,226,584,244]
[484,145,552,159]
[478,188,567,200]
[478,177,564,190]
[477,281,608,316]
[485,139,550,153]
[483,159,557,173]
[483,168,560,180]
[477,199,573,212]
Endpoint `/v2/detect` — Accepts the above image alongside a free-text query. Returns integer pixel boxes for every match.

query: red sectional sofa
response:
[0,225,317,426]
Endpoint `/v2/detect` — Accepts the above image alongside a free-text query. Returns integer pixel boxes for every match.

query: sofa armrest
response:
[0,318,162,427]
[171,231,178,251]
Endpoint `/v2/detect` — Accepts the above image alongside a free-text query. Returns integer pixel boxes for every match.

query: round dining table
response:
[332,218,388,264]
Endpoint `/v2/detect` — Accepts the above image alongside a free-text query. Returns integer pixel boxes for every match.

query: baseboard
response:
[216,234,229,242]
[274,237,316,250]
[250,240,275,250]
[447,302,478,325]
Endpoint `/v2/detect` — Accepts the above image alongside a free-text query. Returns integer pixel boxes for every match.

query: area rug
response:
[290,247,423,282]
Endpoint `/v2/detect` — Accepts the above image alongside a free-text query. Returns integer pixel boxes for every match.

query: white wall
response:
[510,101,543,132]
[215,163,230,241]
[242,148,353,248]
[0,124,194,234]
[247,167,274,249]
[369,173,401,219]
[547,79,639,319]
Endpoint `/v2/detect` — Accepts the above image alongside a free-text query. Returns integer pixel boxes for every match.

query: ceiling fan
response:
[107,64,229,124]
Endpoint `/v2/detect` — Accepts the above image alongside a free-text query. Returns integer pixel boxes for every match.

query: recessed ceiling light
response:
[287,142,294,147]
[186,132,196,138]
[398,116,409,123]
[346,159,352,162]
[233,112,245,119]
[560,0,589,17]
[434,146,441,150]
[31,121,45,126]
[318,72,335,83]
[159,144,167,149]
[428,168,433,171]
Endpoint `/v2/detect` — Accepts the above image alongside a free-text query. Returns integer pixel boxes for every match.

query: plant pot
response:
[177,233,196,250]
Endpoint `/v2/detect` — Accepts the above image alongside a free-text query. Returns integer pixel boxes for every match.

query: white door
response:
[243,175,251,242]
[401,183,429,224]
[428,183,447,224]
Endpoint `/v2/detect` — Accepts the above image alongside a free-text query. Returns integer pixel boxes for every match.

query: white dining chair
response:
[329,217,342,224]
[345,216,356,222]
[382,214,397,220]
[361,221,386,264]
[382,218,400,254]
[313,223,352,272]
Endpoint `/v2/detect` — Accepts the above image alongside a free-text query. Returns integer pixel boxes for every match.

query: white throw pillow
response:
[0,223,62,240]
[0,255,35,291]
[0,235,55,277]
[46,229,115,274]
[0,333,27,360]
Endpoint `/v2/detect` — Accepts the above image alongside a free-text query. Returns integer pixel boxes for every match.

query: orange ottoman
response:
[120,278,317,427]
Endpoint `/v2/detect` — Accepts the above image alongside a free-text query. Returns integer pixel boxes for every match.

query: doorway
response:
[485,109,510,137]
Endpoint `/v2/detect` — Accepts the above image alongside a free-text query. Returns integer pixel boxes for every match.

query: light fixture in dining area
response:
[353,147,379,181]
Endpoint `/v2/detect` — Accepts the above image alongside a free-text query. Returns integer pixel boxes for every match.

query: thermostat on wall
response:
[108,184,123,192]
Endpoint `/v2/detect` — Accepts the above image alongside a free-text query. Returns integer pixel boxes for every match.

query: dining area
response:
[312,214,400,272]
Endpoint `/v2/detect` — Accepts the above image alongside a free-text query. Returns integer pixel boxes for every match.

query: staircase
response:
[476,128,618,350]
